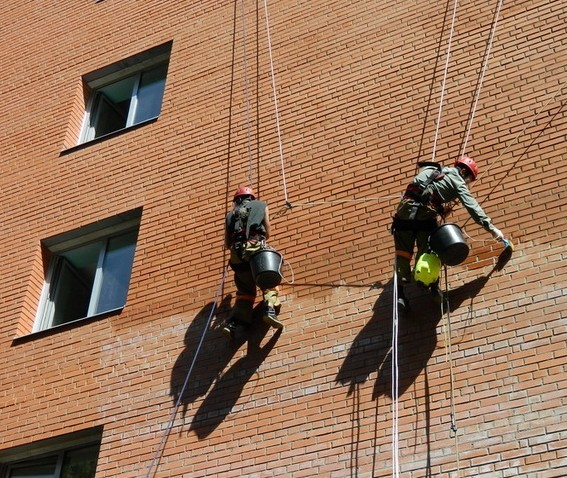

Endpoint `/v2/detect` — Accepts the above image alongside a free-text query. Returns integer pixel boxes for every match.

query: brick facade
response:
[0,0,565,476]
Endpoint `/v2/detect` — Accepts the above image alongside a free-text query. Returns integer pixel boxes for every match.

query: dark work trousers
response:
[393,199,438,284]
[228,243,280,325]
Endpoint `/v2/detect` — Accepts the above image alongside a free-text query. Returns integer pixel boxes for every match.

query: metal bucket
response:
[250,249,283,289]
[428,223,469,266]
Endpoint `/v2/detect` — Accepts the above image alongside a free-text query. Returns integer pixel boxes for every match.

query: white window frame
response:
[33,209,142,333]
[79,42,172,144]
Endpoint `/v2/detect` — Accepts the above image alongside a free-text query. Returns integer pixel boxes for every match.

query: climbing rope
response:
[262,0,290,205]
[240,0,256,187]
[459,0,505,158]
[144,265,229,478]
[441,266,461,477]
[430,0,460,164]
[391,265,401,478]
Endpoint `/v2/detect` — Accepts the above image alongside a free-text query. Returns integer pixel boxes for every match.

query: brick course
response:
[0,0,565,477]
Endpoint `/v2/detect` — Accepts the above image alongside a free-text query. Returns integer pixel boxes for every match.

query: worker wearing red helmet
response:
[223,186,282,338]
[392,156,504,310]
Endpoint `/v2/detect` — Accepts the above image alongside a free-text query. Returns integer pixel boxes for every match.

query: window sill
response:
[60,117,158,156]
[12,307,123,345]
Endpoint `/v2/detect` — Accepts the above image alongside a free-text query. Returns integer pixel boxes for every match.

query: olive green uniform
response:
[393,166,499,283]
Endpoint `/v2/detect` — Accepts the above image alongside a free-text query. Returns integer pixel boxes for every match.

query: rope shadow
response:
[189,306,282,439]
[335,274,490,476]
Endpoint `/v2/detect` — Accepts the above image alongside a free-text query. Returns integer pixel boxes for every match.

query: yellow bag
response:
[413,252,441,286]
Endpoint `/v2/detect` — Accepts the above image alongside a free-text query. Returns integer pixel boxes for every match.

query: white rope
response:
[460,0,504,157]
[431,0,460,163]
[289,195,401,207]
[262,0,290,204]
[391,266,400,478]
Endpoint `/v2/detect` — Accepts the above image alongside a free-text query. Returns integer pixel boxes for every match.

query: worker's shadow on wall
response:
[189,309,281,439]
[170,296,281,439]
[335,274,489,475]
[170,294,237,420]
[336,274,490,399]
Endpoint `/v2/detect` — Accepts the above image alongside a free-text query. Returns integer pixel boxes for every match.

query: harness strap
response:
[403,165,446,215]
[395,250,413,260]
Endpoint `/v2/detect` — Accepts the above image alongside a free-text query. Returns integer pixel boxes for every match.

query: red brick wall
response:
[0,0,565,476]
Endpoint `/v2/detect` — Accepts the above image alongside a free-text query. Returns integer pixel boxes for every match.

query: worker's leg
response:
[393,228,415,309]
[262,287,283,329]
[231,266,256,325]
[223,251,256,338]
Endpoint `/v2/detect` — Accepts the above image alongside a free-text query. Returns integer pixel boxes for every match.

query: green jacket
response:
[413,166,497,234]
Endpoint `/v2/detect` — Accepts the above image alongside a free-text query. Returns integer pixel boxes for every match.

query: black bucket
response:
[428,223,469,266]
[250,249,283,289]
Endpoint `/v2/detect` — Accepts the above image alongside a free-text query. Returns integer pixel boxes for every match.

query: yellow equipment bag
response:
[413,252,441,286]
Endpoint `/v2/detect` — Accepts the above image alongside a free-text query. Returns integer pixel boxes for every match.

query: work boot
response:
[262,305,283,329]
[397,296,408,312]
[222,320,247,340]
[396,284,409,314]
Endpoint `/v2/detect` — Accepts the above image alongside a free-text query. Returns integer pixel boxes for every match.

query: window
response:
[34,208,142,332]
[0,429,102,478]
[5,444,98,478]
[79,42,171,143]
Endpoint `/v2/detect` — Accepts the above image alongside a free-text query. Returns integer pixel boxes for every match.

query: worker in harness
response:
[392,156,505,310]
[222,186,282,338]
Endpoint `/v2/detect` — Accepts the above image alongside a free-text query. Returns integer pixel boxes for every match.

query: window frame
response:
[33,209,142,333]
[78,42,172,145]
[0,428,102,478]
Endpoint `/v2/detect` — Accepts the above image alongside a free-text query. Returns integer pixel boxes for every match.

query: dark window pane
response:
[94,231,137,314]
[9,457,57,478]
[50,259,91,325]
[61,444,99,478]
[91,76,136,138]
[133,63,167,124]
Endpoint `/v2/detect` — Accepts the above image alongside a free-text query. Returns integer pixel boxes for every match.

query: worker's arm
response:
[263,205,271,240]
[456,180,502,238]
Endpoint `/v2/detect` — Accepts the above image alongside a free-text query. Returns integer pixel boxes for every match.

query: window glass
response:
[60,444,99,478]
[94,230,137,314]
[133,63,167,124]
[0,429,102,478]
[90,76,136,139]
[35,210,142,332]
[8,457,57,478]
[50,257,93,326]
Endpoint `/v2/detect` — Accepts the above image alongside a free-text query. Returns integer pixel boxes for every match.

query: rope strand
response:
[441,266,461,477]
[240,0,255,187]
[460,0,504,157]
[431,0,460,164]
[262,0,290,204]
[391,266,400,478]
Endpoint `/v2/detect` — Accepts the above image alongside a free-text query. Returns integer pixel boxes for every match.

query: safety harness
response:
[402,162,446,219]
[227,199,267,260]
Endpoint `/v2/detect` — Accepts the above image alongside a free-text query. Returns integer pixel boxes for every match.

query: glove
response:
[491,227,504,242]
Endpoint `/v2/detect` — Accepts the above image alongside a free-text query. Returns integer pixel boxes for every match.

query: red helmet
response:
[454,156,479,180]
[233,186,256,201]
